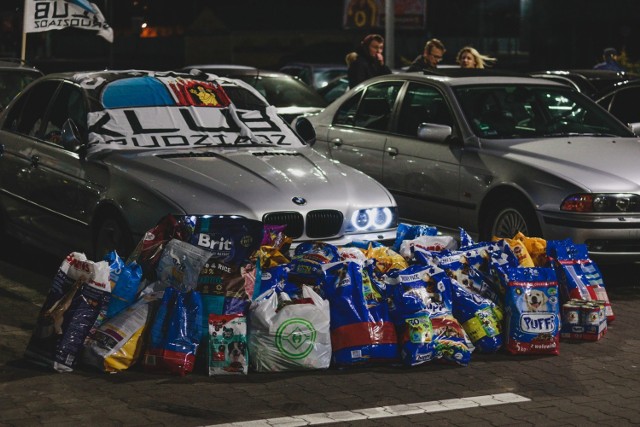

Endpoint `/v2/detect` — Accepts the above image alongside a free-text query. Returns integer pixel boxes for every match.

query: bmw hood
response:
[483,136,640,192]
[108,145,395,217]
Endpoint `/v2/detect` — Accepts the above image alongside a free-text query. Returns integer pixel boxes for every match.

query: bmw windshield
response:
[453,85,634,139]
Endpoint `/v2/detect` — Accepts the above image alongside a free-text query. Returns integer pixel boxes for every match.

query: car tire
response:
[481,197,542,241]
[94,215,134,260]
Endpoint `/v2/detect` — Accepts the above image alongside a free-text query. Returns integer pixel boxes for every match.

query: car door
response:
[325,81,403,183]
[0,79,101,251]
[382,82,462,229]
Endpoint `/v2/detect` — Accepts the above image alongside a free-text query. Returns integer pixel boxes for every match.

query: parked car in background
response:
[279,62,348,90]
[299,70,640,262]
[0,70,397,259]
[0,58,43,110]
[181,65,328,123]
[596,79,640,131]
[529,69,639,99]
[317,74,349,103]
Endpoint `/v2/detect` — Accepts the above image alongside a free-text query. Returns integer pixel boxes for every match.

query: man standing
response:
[594,47,625,72]
[407,38,446,72]
[347,34,392,88]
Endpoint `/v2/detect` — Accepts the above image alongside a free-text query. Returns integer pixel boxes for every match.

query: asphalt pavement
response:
[0,238,639,427]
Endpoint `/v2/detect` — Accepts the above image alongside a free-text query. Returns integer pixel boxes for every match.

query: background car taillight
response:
[561,194,640,212]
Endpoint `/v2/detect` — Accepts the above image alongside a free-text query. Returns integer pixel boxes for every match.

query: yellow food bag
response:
[513,232,548,267]
[499,236,535,267]
[365,246,409,274]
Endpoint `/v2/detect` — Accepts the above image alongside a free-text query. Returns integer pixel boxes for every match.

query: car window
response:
[332,82,403,130]
[40,82,87,146]
[333,90,362,126]
[233,75,327,108]
[454,85,632,139]
[2,80,60,137]
[609,87,640,124]
[353,82,402,131]
[0,70,41,108]
[397,83,453,137]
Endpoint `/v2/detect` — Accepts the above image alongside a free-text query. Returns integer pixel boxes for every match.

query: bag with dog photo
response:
[208,313,248,375]
[504,267,560,355]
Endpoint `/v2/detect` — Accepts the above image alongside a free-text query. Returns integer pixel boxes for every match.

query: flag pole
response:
[21,0,27,62]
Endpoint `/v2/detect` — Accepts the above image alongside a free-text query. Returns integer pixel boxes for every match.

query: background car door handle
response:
[330,138,343,147]
[30,155,40,167]
[386,147,398,156]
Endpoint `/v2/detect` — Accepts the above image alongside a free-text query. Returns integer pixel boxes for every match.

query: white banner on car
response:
[86,104,302,155]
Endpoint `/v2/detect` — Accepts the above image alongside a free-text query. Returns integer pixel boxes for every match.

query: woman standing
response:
[456,46,496,69]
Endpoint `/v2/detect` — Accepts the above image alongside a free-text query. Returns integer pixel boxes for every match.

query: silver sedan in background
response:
[301,70,640,263]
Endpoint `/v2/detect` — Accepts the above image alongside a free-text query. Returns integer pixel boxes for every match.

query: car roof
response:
[182,65,305,79]
[388,69,567,88]
[0,58,42,73]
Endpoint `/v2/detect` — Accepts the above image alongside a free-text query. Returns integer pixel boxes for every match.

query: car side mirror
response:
[60,118,84,152]
[629,122,640,137]
[294,117,316,146]
[417,123,453,142]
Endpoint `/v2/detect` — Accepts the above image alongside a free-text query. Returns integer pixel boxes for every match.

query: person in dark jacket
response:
[347,34,392,88]
[593,47,625,72]
[407,38,446,72]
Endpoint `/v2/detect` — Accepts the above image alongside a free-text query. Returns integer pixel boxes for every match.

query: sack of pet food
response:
[208,313,248,375]
[450,281,503,353]
[143,287,203,376]
[104,251,143,320]
[248,285,331,372]
[399,235,458,261]
[386,265,473,367]
[504,267,560,355]
[25,252,111,372]
[189,215,263,265]
[83,291,162,373]
[155,239,212,291]
[547,239,614,323]
[392,223,439,252]
[323,261,398,366]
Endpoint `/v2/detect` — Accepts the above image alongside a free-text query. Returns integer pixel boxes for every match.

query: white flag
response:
[23,0,113,43]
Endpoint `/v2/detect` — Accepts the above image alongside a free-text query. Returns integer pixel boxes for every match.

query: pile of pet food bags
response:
[24,215,614,376]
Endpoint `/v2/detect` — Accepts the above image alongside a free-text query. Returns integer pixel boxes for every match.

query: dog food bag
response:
[25,253,111,372]
[156,239,212,291]
[323,261,398,367]
[512,232,548,267]
[504,267,560,355]
[501,237,535,267]
[450,281,503,353]
[364,246,409,275]
[547,240,614,323]
[127,214,194,281]
[104,251,143,320]
[83,291,162,373]
[436,256,502,306]
[208,313,248,375]
[143,287,203,376]
[392,222,439,252]
[459,227,475,248]
[399,235,458,261]
[386,265,473,366]
[248,285,331,372]
[189,215,264,265]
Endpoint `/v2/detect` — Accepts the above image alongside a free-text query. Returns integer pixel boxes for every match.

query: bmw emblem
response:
[292,196,307,206]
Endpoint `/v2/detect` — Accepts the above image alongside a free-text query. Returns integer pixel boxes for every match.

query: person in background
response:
[347,34,392,88]
[345,51,358,67]
[593,47,625,71]
[407,38,446,72]
[456,46,496,69]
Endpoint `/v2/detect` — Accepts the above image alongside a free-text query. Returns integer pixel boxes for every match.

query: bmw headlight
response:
[346,207,397,232]
[561,193,640,212]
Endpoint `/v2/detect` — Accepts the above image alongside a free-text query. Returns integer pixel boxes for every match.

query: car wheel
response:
[94,215,134,260]
[481,197,542,241]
